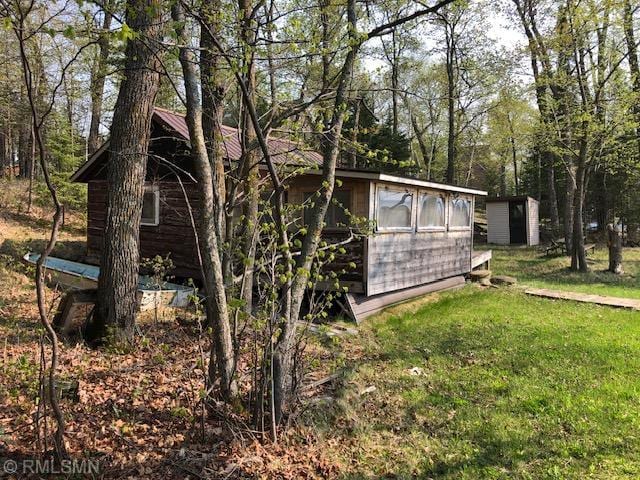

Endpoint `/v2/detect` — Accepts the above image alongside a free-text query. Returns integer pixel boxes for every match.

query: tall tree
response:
[87,2,113,155]
[90,0,163,343]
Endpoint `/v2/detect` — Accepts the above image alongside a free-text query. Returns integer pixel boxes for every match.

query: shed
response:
[486,195,539,246]
[71,108,488,320]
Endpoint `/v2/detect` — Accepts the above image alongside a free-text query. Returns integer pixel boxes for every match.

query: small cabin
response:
[486,195,539,246]
[71,108,487,319]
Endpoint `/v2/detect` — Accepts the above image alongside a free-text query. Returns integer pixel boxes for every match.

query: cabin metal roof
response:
[71,107,323,182]
[70,108,487,196]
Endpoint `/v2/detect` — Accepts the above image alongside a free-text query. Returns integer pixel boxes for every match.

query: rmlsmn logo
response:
[3,458,100,475]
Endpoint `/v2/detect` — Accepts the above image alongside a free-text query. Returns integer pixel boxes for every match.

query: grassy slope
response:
[313,248,640,479]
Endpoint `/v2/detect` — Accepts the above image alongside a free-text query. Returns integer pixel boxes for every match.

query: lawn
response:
[312,248,640,479]
[487,245,640,299]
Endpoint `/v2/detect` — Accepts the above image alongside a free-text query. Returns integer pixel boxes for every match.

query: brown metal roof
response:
[153,107,322,165]
[71,107,323,182]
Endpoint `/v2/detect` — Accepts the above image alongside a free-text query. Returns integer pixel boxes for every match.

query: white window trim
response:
[417,189,447,232]
[448,195,472,231]
[141,184,160,227]
[374,183,416,233]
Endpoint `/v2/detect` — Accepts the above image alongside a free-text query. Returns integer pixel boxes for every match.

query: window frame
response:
[448,195,473,231]
[416,189,447,232]
[303,188,353,230]
[374,184,416,233]
[140,184,160,227]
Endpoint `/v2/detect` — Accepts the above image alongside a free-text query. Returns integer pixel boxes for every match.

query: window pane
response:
[304,190,351,228]
[418,194,445,228]
[377,189,413,229]
[450,198,470,227]
[332,190,351,227]
[141,190,157,224]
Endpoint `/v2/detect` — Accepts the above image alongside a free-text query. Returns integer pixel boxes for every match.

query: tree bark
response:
[172,2,238,399]
[238,0,260,315]
[607,223,624,274]
[445,23,456,184]
[623,0,640,158]
[87,3,113,155]
[564,164,576,255]
[90,0,163,344]
[272,0,359,423]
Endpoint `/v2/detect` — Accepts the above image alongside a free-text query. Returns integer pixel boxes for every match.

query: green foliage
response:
[34,173,87,213]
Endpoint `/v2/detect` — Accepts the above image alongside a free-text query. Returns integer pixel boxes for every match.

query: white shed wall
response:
[487,202,510,244]
[527,198,540,246]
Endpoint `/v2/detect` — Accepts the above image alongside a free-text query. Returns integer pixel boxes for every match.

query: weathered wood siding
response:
[87,180,202,279]
[287,175,370,218]
[486,201,510,244]
[527,197,540,246]
[366,230,472,296]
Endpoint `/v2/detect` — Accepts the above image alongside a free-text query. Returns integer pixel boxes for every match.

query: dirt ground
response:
[0,180,338,479]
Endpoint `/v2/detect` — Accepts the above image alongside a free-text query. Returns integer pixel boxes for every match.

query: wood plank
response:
[346,276,466,322]
[367,231,472,295]
[472,250,492,269]
[525,288,640,310]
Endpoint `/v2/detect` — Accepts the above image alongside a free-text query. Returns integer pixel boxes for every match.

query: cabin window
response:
[376,186,414,231]
[449,197,471,229]
[418,192,446,230]
[141,185,160,226]
[303,189,351,228]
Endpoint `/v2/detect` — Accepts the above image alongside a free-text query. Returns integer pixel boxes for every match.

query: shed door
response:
[508,200,526,244]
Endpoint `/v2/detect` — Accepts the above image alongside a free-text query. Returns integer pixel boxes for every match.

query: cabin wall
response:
[287,175,370,218]
[366,182,475,296]
[86,180,202,279]
[486,202,510,244]
[366,229,472,296]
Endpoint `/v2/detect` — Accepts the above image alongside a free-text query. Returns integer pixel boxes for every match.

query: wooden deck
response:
[525,288,640,311]
[472,249,492,270]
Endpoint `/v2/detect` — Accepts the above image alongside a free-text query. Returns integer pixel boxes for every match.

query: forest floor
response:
[2,178,640,479]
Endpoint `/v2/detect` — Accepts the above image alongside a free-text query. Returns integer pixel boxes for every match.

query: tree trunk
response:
[545,152,560,236]
[391,30,399,136]
[607,223,623,274]
[623,0,640,158]
[172,2,238,399]
[272,0,359,423]
[201,1,227,271]
[563,164,575,255]
[508,114,519,195]
[500,157,507,196]
[445,40,456,184]
[90,0,162,344]
[239,0,260,315]
[87,4,113,155]
[570,157,587,272]
[350,98,361,168]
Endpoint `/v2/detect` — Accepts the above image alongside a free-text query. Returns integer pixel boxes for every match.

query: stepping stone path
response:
[492,275,517,286]
[470,269,492,287]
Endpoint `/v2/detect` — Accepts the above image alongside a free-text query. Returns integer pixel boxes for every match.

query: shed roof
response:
[485,195,537,203]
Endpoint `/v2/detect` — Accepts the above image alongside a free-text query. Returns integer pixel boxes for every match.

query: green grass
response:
[487,246,640,299]
[311,248,640,479]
